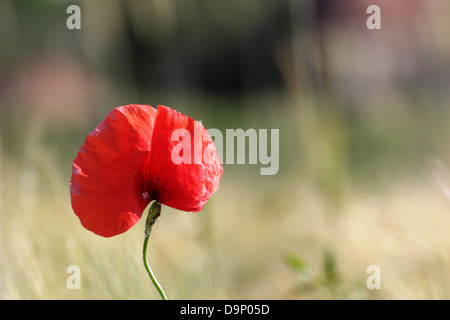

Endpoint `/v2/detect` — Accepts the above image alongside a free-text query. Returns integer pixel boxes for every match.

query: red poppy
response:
[70,104,223,237]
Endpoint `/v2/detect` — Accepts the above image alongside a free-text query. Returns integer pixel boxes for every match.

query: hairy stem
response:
[143,201,168,300]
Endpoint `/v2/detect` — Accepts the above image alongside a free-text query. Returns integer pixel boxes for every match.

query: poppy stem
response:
[143,201,168,300]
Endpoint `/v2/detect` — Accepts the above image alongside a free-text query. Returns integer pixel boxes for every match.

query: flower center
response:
[143,175,162,202]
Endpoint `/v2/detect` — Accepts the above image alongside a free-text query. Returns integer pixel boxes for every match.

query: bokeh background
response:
[2,0,450,299]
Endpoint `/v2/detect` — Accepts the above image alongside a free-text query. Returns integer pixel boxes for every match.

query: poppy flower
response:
[70,104,223,238]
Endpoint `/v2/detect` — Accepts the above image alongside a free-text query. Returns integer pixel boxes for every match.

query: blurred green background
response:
[2,0,450,299]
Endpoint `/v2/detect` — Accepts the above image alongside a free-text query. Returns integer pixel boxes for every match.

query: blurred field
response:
[3,94,450,300]
[2,0,450,300]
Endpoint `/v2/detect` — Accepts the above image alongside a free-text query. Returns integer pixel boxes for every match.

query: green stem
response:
[143,201,168,300]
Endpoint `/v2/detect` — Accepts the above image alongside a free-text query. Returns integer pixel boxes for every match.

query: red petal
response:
[145,105,223,212]
[70,105,156,237]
